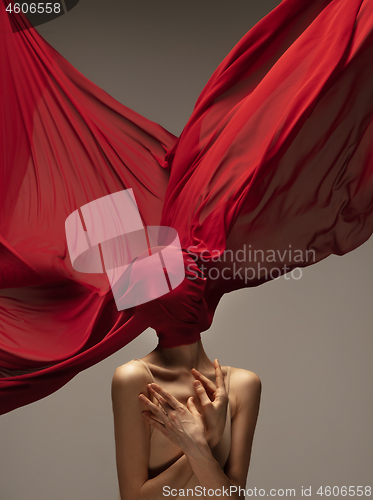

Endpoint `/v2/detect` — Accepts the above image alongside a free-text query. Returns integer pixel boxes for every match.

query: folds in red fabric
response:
[1,0,373,414]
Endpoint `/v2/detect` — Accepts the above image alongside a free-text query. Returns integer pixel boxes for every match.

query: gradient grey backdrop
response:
[1,1,372,499]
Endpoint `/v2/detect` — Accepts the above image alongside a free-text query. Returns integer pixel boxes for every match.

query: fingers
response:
[186,396,200,417]
[147,385,170,410]
[142,411,168,436]
[191,368,216,396]
[148,383,184,411]
[213,359,227,391]
[193,380,212,407]
[191,360,227,394]
[138,393,167,422]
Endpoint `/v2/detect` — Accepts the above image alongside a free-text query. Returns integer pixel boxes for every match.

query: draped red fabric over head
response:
[1,0,373,414]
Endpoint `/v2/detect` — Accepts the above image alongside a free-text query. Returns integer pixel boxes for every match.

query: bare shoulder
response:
[228,367,262,417]
[111,360,152,399]
[229,366,261,389]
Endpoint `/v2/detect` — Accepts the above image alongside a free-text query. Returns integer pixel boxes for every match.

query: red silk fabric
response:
[1,0,373,414]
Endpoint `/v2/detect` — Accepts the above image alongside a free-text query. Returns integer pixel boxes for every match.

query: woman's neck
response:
[149,339,213,372]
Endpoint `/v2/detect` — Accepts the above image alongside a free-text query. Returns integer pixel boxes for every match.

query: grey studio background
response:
[1,1,372,499]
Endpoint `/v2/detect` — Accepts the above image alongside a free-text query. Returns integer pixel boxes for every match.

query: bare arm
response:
[112,362,196,500]
[189,370,262,497]
[143,367,262,500]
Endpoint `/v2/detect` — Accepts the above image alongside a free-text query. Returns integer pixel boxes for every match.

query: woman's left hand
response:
[139,383,208,457]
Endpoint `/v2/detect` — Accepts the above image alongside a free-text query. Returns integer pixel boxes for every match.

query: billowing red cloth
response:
[1,0,373,414]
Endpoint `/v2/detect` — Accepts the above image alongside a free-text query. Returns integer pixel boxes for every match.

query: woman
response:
[1,0,373,424]
[111,249,261,499]
[112,340,261,500]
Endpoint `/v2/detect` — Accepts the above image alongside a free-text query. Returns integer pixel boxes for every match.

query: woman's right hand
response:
[191,359,229,449]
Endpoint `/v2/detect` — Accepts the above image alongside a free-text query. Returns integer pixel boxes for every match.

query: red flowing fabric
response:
[1,0,373,414]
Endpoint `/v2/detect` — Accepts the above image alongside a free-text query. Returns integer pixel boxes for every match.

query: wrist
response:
[184,438,213,463]
[206,431,219,449]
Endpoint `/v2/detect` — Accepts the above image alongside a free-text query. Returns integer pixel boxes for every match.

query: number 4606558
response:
[6,3,62,14]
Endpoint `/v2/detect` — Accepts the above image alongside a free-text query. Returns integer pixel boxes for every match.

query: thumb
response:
[194,381,211,407]
[187,396,200,416]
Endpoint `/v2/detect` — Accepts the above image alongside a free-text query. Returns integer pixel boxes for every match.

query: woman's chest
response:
[147,399,232,477]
